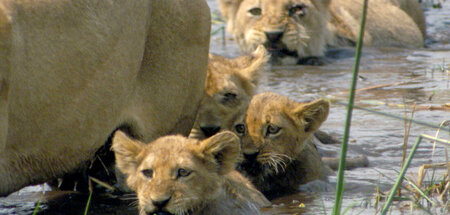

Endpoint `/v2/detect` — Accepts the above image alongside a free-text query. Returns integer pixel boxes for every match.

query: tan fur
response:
[218,0,331,62]
[217,0,244,33]
[217,0,425,64]
[189,45,268,140]
[112,131,270,215]
[0,0,210,196]
[234,92,332,199]
[375,0,426,37]
[329,0,424,48]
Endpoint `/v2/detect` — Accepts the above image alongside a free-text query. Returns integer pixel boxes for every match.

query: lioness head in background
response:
[217,0,330,65]
[234,92,329,191]
[189,45,268,139]
[112,131,245,215]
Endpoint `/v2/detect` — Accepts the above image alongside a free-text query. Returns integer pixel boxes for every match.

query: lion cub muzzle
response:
[265,31,284,45]
[263,30,298,63]
[148,196,172,215]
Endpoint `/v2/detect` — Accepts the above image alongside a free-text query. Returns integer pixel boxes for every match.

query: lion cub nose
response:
[243,151,259,161]
[200,126,221,138]
[264,31,284,43]
[152,197,171,209]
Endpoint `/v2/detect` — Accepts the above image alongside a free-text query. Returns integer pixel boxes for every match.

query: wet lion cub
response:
[189,45,268,139]
[112,130,270,215]
[233,92,332,199]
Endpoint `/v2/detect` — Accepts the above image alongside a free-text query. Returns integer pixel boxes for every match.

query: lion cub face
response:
[190,46,268,139]
[234,92,329,177]
[112,131,240,215]
[218,0,330,64]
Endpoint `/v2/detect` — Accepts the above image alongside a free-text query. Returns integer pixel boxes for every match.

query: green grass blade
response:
[32,201,41,215]
[404,177,436,205]
[332,0,369,214]
[84,191,93,215]
[380,136,423,215]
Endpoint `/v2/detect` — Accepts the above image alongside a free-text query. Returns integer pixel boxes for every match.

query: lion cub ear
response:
[240,45,269,86]
[199,131,240,175]
[111,130,146,176]
[292,99,330,133]
[217,0,244,33]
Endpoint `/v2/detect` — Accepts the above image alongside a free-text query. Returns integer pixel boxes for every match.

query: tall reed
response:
[332,0,369,214]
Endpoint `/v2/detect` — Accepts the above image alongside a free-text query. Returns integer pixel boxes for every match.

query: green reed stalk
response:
[32,201,41,215]
[84,178,93,215]
[84,191,92,215]
[332,101,450,132]
[332,0,369,214]
[380,134,450,215]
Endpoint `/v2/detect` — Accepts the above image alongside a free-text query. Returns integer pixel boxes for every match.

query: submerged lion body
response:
[329,0,425,48]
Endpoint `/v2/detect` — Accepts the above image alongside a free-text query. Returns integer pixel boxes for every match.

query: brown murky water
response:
[1,1,449,214]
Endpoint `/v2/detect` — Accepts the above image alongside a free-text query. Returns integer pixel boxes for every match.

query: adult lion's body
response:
[112,131,270,215]
[0,0,210,196]
[329,0,424,48]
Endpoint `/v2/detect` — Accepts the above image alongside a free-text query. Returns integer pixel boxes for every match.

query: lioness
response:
[189,45,268,140]
[233,92,332,199]
[217,0,425,65]
[0,0,210,196]
[112,131,270,215]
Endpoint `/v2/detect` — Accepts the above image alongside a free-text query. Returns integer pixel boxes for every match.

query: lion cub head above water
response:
[189,45,268,140]
[217,0,331,65]
[112,131,269,215]
[233,92,331,198]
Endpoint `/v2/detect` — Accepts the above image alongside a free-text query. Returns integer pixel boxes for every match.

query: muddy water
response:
[208,0,450,214]
[1,1,449,215]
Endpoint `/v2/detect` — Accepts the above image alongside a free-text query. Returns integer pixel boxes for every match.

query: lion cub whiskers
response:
[112,130,269,215]
[232,92,332,199]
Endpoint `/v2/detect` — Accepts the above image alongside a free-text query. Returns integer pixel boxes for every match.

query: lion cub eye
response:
[234,124,246,136]
[177,168,191,178]
[266,125,281,136]
[248,7,262,16]
[222,92,237,104]
[141,169,153,179]
[289,4,306,17]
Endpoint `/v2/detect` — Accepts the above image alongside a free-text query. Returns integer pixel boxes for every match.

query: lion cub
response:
[217,0,331,65]
[233,92,332,199]
[112,131,270,215]
[217,0,425,65]
[189,45,268,139]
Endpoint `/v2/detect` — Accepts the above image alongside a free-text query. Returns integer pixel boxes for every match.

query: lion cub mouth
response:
[238,157,265,176]
[264,42,298,64]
